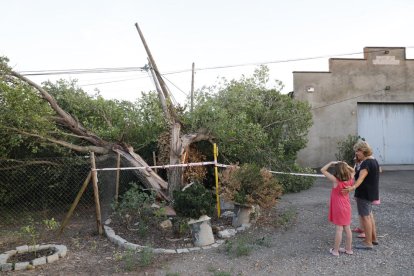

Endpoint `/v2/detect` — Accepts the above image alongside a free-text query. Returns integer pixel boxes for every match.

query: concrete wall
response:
[293,47,414,168]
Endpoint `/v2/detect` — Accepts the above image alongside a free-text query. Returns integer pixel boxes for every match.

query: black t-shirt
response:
[354,158,380,201]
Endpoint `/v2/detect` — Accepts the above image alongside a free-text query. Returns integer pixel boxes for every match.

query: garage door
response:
[357,103,414,165]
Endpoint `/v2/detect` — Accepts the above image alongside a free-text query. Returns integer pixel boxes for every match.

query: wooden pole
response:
[191,62,195,112]
[59,171,92,235]
[115,152,121,203]
[135,22,182,197]
[90,152,103,235]
[152,151,158,173]
[135,23,174,117]
[148,58,170,122]
[214,143,221,218]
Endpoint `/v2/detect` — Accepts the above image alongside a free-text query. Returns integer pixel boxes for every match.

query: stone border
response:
[104,224,249,254]
[0,244,67,272]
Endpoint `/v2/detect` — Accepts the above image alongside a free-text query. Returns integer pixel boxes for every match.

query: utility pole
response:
[134,22,182,199]
[191,62,195,112]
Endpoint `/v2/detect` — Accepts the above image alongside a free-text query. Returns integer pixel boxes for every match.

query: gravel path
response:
[154,170,414,276]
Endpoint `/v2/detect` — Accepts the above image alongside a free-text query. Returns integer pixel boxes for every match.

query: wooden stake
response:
[115,152,121,202]
[152,151,157,173]
[59,171,92,235]
[90,152,103,235]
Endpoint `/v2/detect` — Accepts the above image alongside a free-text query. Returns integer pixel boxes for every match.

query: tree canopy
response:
[0,56,166,159]
[186,65,312,170]
[1,58,313,193]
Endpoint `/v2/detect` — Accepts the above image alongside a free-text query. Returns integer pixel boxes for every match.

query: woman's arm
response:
[320,161,338,185]
[342,168,368,194]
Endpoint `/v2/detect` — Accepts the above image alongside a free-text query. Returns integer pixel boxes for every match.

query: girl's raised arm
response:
[320,161,338,185]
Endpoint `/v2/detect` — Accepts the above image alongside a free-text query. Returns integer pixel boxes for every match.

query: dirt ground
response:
[2,170,413,275]
[0,207,178,275]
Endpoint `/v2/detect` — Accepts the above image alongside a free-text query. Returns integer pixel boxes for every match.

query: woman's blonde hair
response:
[334,162,352,181]
[353,140,373,157]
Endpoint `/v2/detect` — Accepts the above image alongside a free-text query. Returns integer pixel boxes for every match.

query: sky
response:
[2,0,414,104]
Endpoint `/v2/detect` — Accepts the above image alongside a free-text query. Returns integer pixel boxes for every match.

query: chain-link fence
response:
[0,155,142,251]
[0,157,91,223]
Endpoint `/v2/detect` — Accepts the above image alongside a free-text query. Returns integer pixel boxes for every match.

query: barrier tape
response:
[93,161,325,177]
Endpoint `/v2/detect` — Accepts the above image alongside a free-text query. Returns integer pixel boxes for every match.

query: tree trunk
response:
[168,122,183,198]
[113,147,169,200]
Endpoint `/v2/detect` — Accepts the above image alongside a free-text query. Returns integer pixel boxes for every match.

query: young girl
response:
[321,161,355,256]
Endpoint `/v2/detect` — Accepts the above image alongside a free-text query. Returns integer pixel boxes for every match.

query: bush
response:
[220,164,283,209]
[275,164,315,193]
[335,135,362,165]
[113,183,154,216]
[173,183,215,219]
[112,182,162,232]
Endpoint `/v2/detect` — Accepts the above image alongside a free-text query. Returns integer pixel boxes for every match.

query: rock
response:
[217,229,237,239]
[220,210,235,218]
[151,203,160,209]
[163,206,177,216]
[160,219,172,229]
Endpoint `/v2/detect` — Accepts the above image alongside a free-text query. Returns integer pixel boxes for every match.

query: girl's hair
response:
[353,140,373,157]
[334,162,352,181]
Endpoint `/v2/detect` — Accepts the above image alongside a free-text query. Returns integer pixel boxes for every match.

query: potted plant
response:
[220,164,283,227]
[173,182,216,247]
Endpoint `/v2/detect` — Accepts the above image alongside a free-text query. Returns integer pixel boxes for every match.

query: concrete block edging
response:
[0,244,67,272]
[103,225,235,254]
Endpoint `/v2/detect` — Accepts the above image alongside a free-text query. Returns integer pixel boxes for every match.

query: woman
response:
[342,140,380,250]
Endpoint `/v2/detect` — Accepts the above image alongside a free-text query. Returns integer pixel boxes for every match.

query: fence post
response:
[115,152,121,203]
[59,171,92,235]
[213,143,221,218]
[90,152,103,235]
[152,151,158,173]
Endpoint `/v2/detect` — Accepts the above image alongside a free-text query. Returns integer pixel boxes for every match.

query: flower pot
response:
[188,215,215,247]
[232,203,254,227]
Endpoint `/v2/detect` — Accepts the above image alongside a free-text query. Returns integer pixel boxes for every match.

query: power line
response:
[162,75,188,97]
[19,66,148,76]
[16,47,414,103]
[311,79,410,111]
[263,76,414,129]
[20,48,414,77]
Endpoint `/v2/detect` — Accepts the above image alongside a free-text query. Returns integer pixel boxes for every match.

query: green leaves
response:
[188,65,312,169]
[0,56,167,158]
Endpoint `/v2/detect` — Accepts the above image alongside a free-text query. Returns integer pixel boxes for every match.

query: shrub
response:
[275,164,315,193]
[112,182,161,233]
[335,135,362,165]
[113,183,154,216]
[173,183,215,219]
[220,164,283,209]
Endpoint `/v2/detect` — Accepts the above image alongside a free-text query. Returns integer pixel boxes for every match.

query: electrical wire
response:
[162,75,188,97]
[15,47,414,107]
[311,79,409,111]
[19,66,148,76]
[262,76,414,129]
[19,48,414,77]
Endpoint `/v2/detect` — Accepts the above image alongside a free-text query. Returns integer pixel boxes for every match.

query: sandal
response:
[329,248,339,256]
[357,233,366,238]
[339,247,354,255]
[354,242,373,250]
[352,227,364,233]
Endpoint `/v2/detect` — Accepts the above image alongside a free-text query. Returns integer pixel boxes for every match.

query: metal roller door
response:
[357,103,414,165]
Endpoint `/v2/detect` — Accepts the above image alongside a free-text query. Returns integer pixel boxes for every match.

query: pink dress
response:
[328,179,353,226]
